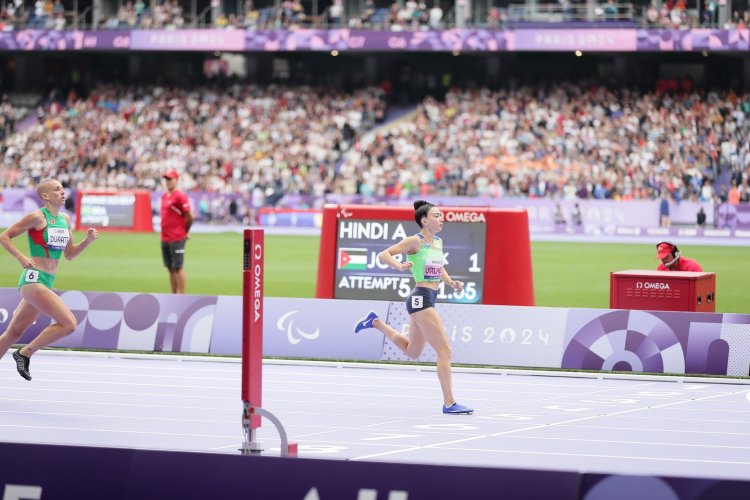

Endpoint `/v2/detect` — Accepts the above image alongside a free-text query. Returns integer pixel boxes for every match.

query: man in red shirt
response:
[656,241,703,272]
[161,170,193,294]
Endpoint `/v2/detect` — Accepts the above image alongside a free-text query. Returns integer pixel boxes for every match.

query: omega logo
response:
[636,282,671,290]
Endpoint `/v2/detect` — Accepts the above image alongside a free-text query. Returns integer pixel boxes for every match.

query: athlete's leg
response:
[0,299,40,359]
[411,308,454,406]
[18,284,77,356]
[372,316,426,359]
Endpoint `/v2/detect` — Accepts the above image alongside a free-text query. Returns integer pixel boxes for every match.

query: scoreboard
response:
[75,190,154,232]
[317,204,534,306]
[334,217,486,304]
[79,192,136,228]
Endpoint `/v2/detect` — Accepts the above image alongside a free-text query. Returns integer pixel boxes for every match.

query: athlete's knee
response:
[405,345,425,359]
[435,343,452,360]
[57,314,77,334]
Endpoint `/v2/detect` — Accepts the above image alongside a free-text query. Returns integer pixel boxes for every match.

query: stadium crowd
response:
[1,81,749,208]
[339,83,750,203]
[0,83,386,203]
[1,0,749,31]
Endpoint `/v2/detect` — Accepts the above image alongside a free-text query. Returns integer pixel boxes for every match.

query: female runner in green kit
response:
[0,179,98,381]
[355,200,473,415]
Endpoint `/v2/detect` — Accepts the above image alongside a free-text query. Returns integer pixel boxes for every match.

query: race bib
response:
[424,254,443,279]
[25,270,39,283]
[46,227,70,250]
[411,295,423,309]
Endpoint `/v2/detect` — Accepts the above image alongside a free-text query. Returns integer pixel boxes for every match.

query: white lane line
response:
[351,387,748,461]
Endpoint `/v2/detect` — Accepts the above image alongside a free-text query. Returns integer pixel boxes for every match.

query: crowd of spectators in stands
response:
[1,81,749,209]
[0,84,387,210]
[1,0,748,31]
[340,81,750,203]
[0,95,15,142]
[0,0,67,30]
[102,0,185,29]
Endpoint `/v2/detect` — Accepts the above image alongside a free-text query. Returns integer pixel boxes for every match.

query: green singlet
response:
[407,234,444,282]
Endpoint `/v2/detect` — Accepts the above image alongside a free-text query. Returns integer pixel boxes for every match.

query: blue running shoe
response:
[443,402,473,415]
[354,310,379,333]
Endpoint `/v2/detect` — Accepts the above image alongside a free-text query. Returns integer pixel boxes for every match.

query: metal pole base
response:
[241,402,297,457]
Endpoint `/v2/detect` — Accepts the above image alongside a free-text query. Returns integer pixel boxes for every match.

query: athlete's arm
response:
[0,211,45,269]
[378,236,419,271]
[63,215,99,260]
[440,268,463,292]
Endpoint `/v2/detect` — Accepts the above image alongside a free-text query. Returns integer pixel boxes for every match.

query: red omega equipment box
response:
[610,270,716,313]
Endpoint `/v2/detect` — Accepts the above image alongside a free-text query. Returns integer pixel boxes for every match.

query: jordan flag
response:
[338,248,367,270]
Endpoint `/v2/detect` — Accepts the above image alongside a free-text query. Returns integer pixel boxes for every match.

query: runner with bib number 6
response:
[0,179,99,381]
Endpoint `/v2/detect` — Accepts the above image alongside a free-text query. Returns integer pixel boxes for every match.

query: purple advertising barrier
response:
[580,474,750,499]
[242,28,750,52]
[1,187,73,212]
[4,187,717,230]
[561,308,750,376]
[209,296,385,360]
[4,442,750,500]
[1,188,42,212]
[717,202,750,230]
[0,289,218,353]
[513,29,637,51]
[1,29,750,53]
[0,30,130,50]
[4,288,749,376]
[244,28,513,51]
[637,28,750,51]
[0,441,581,500]
[382,302,570,368]
[382,302,750,376]
[258,210,320,227]
[0,442,134,500]
[128,447,580,500]
[131,29,245,51]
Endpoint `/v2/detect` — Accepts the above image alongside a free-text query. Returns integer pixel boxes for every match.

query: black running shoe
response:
[12,349,31,381]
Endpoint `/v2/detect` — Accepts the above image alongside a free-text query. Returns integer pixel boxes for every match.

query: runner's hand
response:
[18,255,35,269]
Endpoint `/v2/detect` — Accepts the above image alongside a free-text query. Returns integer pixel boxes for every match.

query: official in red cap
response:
[656,241,703,272]
[161,170,193,293]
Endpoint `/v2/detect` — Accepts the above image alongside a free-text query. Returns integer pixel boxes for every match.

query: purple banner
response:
[513,29,636,51]
[1,29,749,52]
[0,30,130,50]
[382,301,750,376]
[581,474,750,499]
[0,289,218,352]
[2,288,749,375]
[717,203,750,230]
[311,196,713,228]
[562,308,750,376]
[244,29,512,51]
[209,296,385,360]
[637,29,750,51]
[1,188,44,212]
[131,29,245,51]
[0,442,582,500]
[2,442,749,499]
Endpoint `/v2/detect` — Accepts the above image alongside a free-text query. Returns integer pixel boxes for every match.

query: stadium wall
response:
[2,441,749,500]
[1,289,748,377]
